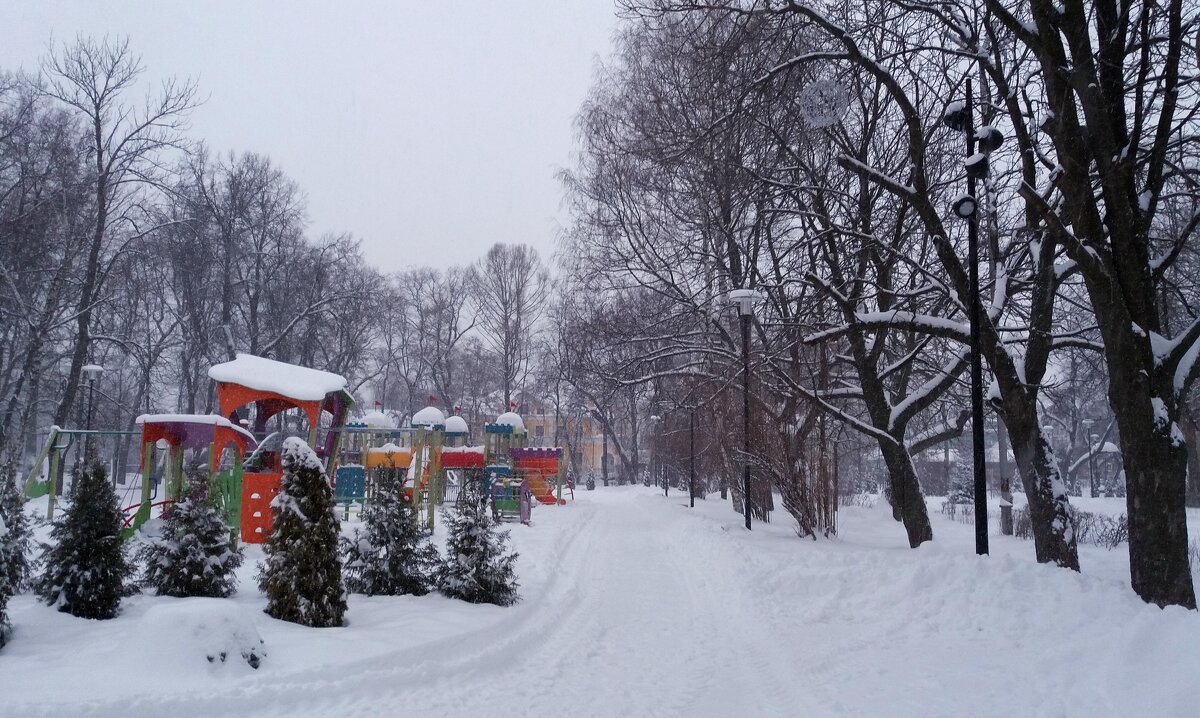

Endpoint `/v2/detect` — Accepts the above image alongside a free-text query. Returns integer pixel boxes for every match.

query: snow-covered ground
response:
[3,487,1199,717]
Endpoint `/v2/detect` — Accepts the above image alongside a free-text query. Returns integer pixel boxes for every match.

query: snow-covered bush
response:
[440,475,518,606]
[1,458,34,648]
[137,598,265,670]
[257,438,346,627]
[140,476,243,598]
[35,459,132,619]
[342,468,441,596]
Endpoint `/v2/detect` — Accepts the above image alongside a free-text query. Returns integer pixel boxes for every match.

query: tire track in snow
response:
[16,501,604,718]
[19,492,815,718]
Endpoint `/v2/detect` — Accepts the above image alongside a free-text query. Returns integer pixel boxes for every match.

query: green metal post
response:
[411,427,426,507]
[22,427,59,498]
[141,442,155,506]
[46,447,60,520]
[426,428,444,530]
[556,452,565,504]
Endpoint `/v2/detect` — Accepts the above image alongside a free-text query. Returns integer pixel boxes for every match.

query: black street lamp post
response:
[730,288,758,531]
[81,363,103,457]
[689,408,696,509]
[945,79,1003,556]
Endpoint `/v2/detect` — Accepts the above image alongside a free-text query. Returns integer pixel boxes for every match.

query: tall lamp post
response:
[944,79,1003,556]
[1081,418,1098,498]
[689,407,696,509]
[81,363,104,457]
[730,288,758,531]
[649,414,666,497]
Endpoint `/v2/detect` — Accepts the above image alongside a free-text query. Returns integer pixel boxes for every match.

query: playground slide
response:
[527,475,565,505]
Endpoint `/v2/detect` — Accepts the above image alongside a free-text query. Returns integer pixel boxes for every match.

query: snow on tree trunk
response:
[140,475,244,598]
[35,458,132,619]
[440,475,519,606]
[256,438,346,627]
[342,467,441,596]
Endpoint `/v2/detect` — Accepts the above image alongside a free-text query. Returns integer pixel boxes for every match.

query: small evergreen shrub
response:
[1,458,34,647]
[257,438,346,627]
[440,475,519,606]
[342,468,441,596]
[140,476,243,598]
[35,459,132,619]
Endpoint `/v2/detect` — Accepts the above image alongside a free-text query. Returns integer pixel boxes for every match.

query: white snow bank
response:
[411,406,445,427]
[136,598,265,671]
[208,353,347,402]
[444,415,469,434]
[494,411,525,432]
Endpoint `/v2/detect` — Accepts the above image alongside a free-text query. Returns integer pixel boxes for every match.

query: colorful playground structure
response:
[333,405,571,528]
[23,353,572,542]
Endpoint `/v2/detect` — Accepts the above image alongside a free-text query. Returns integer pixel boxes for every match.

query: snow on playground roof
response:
[444,415,469,434]
[208,353,347,402]
[412,406,445,427]
[495,411,525,432]
[135,413,256,443]
[359,410,396,429]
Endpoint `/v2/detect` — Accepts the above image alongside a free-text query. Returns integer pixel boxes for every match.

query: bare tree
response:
[41,36,197,429]
[471,243,549,407]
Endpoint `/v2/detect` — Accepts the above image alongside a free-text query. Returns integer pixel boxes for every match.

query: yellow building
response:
[520,410,612,476]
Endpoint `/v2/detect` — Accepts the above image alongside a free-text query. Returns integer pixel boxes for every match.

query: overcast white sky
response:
[2,0,620,272]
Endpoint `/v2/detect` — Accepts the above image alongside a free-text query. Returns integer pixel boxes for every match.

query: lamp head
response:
[728,288,760,317]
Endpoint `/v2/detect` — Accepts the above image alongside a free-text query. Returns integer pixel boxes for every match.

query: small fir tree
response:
[257,438,346,627]
[2,457,34,648]
[342,468,441,596]
[35,458,132,619]
[440,475,519,606]
[140,474,244,598]
[949,460,975,505]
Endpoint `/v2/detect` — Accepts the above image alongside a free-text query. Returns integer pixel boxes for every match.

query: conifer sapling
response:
[140,471,244,598]
[35,458,132,619]
[257,438,346,627]
[342,467,442,596]
[1,457,34,648]
[440,474,519,606]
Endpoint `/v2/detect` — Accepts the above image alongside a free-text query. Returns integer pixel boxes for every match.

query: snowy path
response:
[53,493,807,717]
[5,487,1200,717]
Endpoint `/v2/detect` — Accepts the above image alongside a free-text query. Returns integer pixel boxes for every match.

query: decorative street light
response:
[729,287,759,531]
[689,407,696,509]
[1081,418,1099,498]
[81,363,104,455]
[944,78,1003,557]
[649,414,666,497]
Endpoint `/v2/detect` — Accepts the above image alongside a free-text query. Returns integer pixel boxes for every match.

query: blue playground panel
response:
[335,465,367,502]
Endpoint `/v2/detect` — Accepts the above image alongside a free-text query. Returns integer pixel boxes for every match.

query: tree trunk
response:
[1180,409,1200,509]
[1102,324,1196,607]
[1007,414,1079,568]
[878,441,932,548]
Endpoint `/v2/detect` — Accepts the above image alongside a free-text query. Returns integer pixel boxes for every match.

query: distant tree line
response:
[0,37,550,472]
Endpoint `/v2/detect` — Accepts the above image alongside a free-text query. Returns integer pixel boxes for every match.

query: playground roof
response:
[208,353,347,402]
[135,413,257,454]
[495,411,526,432]
[359,409,396,429]
[412,405,445,427]
[444,415,469,434]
